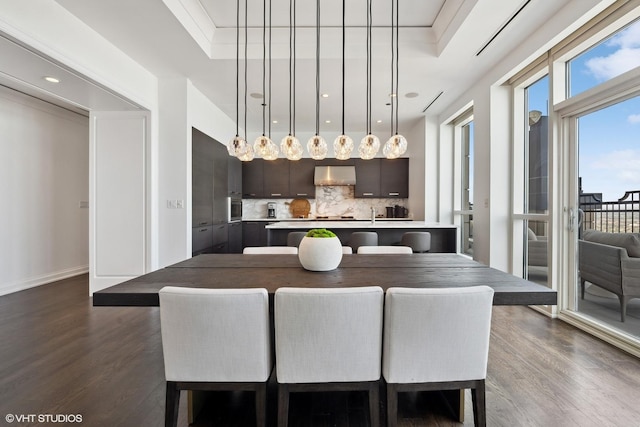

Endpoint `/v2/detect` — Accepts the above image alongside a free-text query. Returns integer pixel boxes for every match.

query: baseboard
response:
[0,266,89,296]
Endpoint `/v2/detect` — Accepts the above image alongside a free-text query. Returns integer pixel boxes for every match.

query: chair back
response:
[342,246,353,254]
[357,246,412,254]
[159,287,272,382]
[275,286,384,383]
[243,246,298,254]
[382,286,494,383]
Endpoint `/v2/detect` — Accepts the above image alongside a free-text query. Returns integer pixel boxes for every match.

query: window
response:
[568,19,640,97]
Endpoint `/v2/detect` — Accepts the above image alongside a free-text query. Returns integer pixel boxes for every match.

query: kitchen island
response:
[266,220,458,252]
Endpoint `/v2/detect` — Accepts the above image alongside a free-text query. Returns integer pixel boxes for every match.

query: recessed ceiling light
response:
[44,76,60,83]
[250,93,264,99]
[325,120,331,124]
[376,119,383,123]
[389,93,396,97]
[272,120,278,124]
[321,93,329,98]
[405,92,419,98]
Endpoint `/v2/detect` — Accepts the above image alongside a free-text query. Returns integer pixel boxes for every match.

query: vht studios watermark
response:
[5,413,83,424]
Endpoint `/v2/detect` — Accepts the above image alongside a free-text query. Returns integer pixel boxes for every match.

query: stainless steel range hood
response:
[314,166,356,186]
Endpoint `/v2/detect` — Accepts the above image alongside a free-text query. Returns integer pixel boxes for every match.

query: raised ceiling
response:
[2,0,588,139]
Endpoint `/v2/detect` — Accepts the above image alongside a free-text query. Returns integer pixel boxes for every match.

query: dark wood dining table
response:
[92,252,556,423]
[93,253,556,306]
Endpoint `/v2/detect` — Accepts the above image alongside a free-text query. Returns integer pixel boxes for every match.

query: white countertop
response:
[265,221,457,229]
[245,217,411,222]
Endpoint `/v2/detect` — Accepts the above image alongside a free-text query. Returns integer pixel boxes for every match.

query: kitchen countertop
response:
[265,221,456,229]
[244,217,412,221]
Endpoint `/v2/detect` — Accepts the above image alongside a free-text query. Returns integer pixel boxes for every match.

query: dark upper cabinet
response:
[354,159,381,197]
[192,129,214,226]
[228,156,242,197]
[242,159,264,198]
[380,158,409,198]
[289,158,316,198]
[212,142,228,223]
[264,159,290,197]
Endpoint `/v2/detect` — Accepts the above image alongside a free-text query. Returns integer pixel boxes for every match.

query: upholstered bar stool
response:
[286,231,307,248]
[349,231,378,253]
[400,232,431,253]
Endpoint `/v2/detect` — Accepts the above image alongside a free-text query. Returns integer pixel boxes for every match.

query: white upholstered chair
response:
[382,286,495,427]
[243,246,298,254]
[342,246,353,254]
[159,287,272,427]
[275,287,384,427]
[357,246,413,254]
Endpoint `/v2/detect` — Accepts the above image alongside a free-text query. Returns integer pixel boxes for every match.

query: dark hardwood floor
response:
[1,275,639,426]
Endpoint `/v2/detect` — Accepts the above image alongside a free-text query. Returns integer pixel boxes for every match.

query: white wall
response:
[0,87,89,295]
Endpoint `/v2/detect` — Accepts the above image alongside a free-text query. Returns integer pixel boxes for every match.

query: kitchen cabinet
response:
[212,142,228,222]
[264,159,290,197]
[380,158,409,198]
[192,129,214,226]
[192,226,213,256]
[289,158,315,198]
[228,156,242,197]
[228,221,243,253]
[210,223,228,253]
[243,221,270,247]
[354,159,381,197]
[242,159,264,198]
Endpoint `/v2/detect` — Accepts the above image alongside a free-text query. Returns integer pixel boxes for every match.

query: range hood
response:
[314,166,356,186]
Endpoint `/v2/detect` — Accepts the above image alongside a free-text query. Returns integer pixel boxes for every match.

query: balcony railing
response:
[580,190,640,234]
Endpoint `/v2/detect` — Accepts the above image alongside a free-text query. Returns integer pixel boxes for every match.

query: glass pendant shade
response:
[227,136,249,157]
[383,134,407,159]
[358,134,380,160]
[237,144,255,161]
[333,134,354,160]
[254,135,279,160]
[307,135,328,160]
[280,135,303,160]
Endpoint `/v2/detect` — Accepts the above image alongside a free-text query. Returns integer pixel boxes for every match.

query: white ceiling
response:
[2,0,583,137]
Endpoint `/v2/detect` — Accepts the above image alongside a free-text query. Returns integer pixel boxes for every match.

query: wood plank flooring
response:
[1,275,639,426]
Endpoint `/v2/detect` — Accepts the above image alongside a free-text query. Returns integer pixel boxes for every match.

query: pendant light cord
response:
[244,0,248,140]
[366,0,372,135]
[235,0,240,137]
[268,0,272,137]
[315,0,320,135]
[293,0,296,136]
[390,0,394,137]
[288,0,293,136]
[395,0,399,135]
[262,0,266,136]
[341,0,345,135]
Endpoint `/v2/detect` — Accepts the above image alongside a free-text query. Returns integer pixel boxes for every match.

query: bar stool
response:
[400,232,431,253]
[286,232,307,248]
[349,232,378,253]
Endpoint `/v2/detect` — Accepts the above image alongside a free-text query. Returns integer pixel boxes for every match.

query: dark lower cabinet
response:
[242,221,270,248]
[228,221,243,253]
[192,226,213,256]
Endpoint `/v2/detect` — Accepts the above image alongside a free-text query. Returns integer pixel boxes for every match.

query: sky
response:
[526,19,640,202]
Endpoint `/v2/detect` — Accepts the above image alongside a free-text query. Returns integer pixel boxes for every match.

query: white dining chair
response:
[342,246,353,254]
[357,246,413,254]
[243,246,298,254]
[275,286,384,427]
[382,286,495,427]
[159,287,272,427]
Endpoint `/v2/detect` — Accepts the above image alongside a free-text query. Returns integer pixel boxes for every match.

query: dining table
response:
[92,253,557,307]
[92,252,556,424]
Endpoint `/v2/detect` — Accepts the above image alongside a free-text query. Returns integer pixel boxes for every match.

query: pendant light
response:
[307,0,328,160]
[383,0,407,159]
[281,0,303,161]
[254,0,278,160]
[227,0,249,158]
[358,0,380,160]
[333,0,354,160]
[237,0,254,161]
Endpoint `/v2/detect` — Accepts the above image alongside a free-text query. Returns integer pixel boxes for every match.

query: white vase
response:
[298,236,343,271]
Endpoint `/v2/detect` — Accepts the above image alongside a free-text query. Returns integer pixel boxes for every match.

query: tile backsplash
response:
[242,186,409,219]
